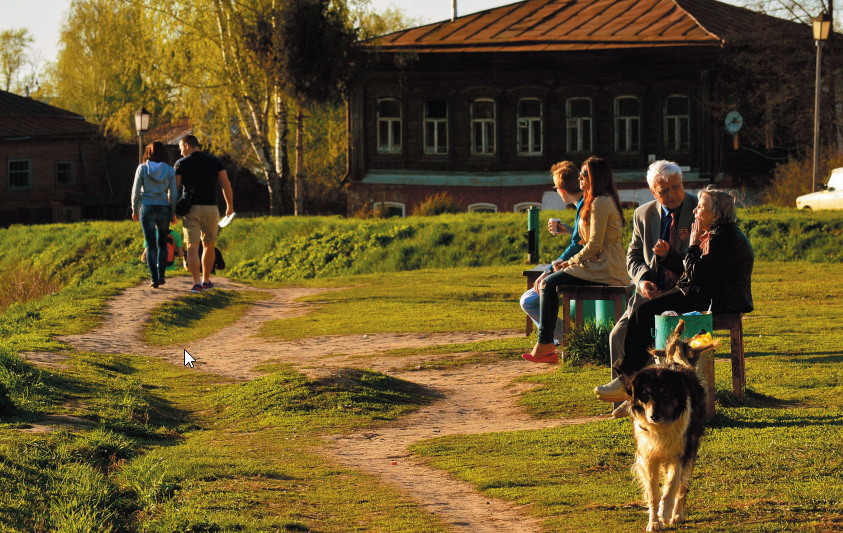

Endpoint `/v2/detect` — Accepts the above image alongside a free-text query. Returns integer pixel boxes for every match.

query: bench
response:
[522,265,747,416]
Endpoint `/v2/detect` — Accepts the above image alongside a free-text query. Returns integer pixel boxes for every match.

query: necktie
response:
[663,212,678,289]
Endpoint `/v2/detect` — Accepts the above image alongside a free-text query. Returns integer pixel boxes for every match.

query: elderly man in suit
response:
[594,160,698,408]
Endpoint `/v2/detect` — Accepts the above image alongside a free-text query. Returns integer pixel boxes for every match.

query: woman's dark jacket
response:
[658,222,754,314]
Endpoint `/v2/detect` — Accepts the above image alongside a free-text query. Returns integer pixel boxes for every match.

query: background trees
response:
[0,28,34,93]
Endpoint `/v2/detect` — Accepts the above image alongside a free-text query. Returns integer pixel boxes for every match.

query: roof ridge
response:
[669,0,722,42]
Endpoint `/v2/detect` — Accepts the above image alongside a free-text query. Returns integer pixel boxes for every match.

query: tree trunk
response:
[275,85,291,213]
[294,102,305,216]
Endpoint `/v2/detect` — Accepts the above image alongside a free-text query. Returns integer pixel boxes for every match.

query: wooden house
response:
[346,0,804,215]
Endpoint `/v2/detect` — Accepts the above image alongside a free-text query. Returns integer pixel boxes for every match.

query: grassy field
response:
[2,213,843,531]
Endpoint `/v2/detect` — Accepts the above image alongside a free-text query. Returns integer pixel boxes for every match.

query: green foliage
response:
[412,192,463,216]
[763,145,843,207]
[50,462,117,533]
[562,320,612,366]
[116,453,177,510]
[0,28,33,93]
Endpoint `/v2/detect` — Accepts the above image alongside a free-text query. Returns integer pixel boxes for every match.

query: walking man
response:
[594,160,697,411]
[175,135,234,293]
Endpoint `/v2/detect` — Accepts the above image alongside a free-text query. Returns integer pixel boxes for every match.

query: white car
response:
[796,168,843,210]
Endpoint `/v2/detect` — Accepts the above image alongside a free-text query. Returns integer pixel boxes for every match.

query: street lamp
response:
[134,107,151,164]
[812,14,831,193]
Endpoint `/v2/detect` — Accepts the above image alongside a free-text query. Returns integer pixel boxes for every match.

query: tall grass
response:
[0,261,61,312]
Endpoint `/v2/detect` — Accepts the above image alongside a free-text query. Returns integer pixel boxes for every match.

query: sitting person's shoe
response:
[612,400,631,419]
[522,351,558,364]
[191,284,203,293]
[594,377,629,402]
[202,281,214,290]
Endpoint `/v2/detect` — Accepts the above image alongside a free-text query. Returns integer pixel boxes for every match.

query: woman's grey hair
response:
[646,160,683,189]
[698,185,738,225]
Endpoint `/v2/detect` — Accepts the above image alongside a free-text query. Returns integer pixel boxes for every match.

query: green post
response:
[527,206,540,263]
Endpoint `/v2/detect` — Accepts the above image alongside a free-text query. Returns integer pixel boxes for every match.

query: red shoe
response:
[522,351,558,364]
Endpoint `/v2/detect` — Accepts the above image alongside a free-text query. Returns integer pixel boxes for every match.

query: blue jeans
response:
[520,289,564,343]
[140,205,171,283]
[537,270,605,345]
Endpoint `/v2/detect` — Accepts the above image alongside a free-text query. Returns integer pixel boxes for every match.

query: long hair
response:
[142,141,170,165]
[579,156,625,227]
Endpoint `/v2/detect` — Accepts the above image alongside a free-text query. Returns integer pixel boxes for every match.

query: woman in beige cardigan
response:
[524,156,629,364]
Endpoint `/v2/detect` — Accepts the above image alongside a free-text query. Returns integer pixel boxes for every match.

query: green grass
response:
[259,266,525,340]
[143,289,273,346]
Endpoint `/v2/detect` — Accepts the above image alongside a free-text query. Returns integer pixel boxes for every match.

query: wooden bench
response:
[522,266,748,415]
[522,265,633,345]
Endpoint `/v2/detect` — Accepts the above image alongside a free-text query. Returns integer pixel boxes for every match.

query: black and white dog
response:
[619,365,707,531]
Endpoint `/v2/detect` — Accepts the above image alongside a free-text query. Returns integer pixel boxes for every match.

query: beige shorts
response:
[182,205,220,245]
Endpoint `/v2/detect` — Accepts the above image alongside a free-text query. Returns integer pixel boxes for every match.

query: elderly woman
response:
[524,156,628,364]
[597,185,754,398]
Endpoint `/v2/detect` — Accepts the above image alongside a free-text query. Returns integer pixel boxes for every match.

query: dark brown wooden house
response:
[0,90,117,226]
[346,0,803,216]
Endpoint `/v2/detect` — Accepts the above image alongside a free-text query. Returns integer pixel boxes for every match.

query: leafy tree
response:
[0,28,33,93]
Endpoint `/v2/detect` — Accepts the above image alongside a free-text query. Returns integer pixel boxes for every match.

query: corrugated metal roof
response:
[369,0,803,53]
[0,89,97,139]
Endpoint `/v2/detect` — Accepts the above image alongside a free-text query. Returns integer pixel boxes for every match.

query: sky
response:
[2,0,520,66]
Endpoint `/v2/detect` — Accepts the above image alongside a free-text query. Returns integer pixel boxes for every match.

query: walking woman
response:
[523,156,629,363]
[131,141,177,288]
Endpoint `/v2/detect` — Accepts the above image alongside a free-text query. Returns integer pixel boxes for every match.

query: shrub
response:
[412,192,462,216]
[563,320,612,365]
[764,145,843,207]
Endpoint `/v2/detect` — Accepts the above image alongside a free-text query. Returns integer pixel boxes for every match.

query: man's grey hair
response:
[698,185,738,226]
[646,160,683,189]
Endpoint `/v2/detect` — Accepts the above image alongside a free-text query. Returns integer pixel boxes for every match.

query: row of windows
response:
[375,201,543,218]
[6,159,75,190]
[377,95,691,156]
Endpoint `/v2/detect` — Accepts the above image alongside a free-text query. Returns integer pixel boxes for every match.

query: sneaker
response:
[150,281,159,288]
[191,284,203,293]
[612,400,631,419]
[594,377,629,402]
[202,281,214,290]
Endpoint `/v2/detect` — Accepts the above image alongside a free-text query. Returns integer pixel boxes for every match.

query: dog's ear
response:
[674,319,686,337]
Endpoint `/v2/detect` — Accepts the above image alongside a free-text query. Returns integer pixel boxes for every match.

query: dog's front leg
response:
[659,463,682,525]
[638,457,663,531]
[672,459,695,524]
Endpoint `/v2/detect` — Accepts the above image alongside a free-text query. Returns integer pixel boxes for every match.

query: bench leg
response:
[526,316,533,337]
[562,298,572,352]
[612,296,624,411]
[730,323,744,402]
[699,352,716,418]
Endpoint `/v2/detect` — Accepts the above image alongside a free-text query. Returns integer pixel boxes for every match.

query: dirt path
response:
[24,276,605,532]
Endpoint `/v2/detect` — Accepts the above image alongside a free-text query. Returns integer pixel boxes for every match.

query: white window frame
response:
[517,98,543,156]
[566,97,592,153]
[664,94,690,152]
[471,98,496,156]
[614,96,641,153]
[373,201,405,217]
[377,98,402,154]
[56,160,75,187]
[8,158,33,190]
[513,202,542,213]
[423,101,448,155]
[468,202,498,213]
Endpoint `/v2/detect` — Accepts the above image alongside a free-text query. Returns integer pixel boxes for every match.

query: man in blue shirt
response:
[519,161,583,345]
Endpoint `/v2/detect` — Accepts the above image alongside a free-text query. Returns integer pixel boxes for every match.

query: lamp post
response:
[134,107,150,164]
[812,14,832,192]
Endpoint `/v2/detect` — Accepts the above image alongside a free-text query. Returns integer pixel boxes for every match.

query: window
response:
[373,202,405,218]
[8,159,32,190]
[57,160,75,187]
[614,96,640,153]
[566,98,592,153]
[471,99,496,155]
[423,101,448,155]
[377,98,401,153]
[468,202,497,213]
[517,98,542,155]
[664,95,690,152]
[513,202,542,213]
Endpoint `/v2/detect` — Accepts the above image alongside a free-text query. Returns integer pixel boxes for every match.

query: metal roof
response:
[0,89,97,139]
[369,0,804,53]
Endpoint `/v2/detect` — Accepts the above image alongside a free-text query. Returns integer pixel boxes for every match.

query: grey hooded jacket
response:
[131,161,177,216]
